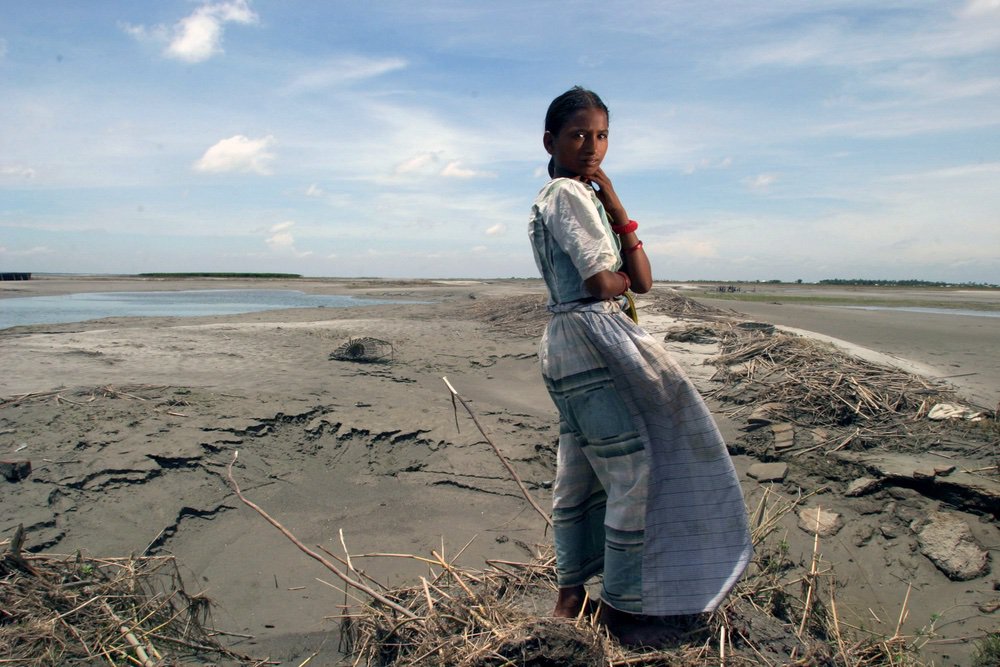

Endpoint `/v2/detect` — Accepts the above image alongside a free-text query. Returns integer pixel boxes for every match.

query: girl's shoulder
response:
[535,177,592,202]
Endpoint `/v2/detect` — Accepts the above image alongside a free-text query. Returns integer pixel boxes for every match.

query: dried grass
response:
[670,319,993,462]
[710,325,954,428]
[0,527,254,666]
[338,487,928,666]
[467,294,550,338]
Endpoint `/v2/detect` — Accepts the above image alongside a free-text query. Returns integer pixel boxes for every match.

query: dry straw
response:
[0,525,253,666]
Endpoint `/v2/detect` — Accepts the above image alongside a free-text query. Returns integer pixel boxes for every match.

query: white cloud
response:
[485,223,507,236]
[649,238,719,259]
[962,0,1000,17]
[745,173,777,190]
[123,1,258,63]
[441,160,496,179]
[267,231,294,249]
[166,0,258,63]
[305,184,324,197]
[265,221,312,257]
[1,165,37,179]
[119,22,158,42]
[683,156,734,174]
[193,135,276,174]
[283,56,408,94]
[393,152,439,175]
[887,161,1000,182]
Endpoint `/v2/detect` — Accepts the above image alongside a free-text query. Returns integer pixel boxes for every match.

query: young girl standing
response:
[528,87,752,645]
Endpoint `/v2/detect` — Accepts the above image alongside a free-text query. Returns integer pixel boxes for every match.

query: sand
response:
[1,276,998,666]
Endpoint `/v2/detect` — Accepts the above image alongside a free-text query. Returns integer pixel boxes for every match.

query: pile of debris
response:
[0,527,252,666]
[468,294,550,338]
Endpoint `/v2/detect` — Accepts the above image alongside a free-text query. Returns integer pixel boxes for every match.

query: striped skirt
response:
[540,300,752,615]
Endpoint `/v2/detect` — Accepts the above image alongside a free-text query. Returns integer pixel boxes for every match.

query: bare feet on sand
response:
[597,605,697,647]
[553,585,590,618]
[554,588,704,647]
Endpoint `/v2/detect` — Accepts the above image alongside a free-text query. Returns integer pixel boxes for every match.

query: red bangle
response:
[622,240,643,254]
[611,219,638,235]
[616,271,631,295]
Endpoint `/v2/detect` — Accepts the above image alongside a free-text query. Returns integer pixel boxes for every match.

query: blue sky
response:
[1,1,998,282]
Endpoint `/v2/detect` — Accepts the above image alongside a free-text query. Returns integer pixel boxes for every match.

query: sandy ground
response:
[2,277,998,666]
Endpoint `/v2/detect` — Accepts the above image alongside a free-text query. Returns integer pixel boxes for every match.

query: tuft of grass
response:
[972,633,1000,667]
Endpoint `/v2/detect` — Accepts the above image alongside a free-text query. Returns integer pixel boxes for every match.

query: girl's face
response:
[544,107,609,180]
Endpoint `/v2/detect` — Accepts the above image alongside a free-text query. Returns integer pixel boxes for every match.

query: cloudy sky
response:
[1,1,998,282]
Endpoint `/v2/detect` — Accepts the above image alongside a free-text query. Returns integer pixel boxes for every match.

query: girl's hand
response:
[587,168,627,224]
[585,167,654,295]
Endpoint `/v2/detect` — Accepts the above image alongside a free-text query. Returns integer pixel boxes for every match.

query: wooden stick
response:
[225,452,417,619]
[893,583,912,639]
[441,376,553,528]
[828,579,849,666]
[797,510,822,638]
[420,576,435,612]
[101,602,156,667]
[316,545,390,592]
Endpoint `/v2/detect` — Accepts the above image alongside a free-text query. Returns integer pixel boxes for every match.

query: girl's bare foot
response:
[553,585,589,617]
[598,605,703,647]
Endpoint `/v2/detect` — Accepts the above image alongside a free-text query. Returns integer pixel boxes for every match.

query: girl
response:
[528,87,752,645]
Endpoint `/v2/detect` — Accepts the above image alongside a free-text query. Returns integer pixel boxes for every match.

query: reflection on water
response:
[838,305,1000,319]
[0,289,398,330]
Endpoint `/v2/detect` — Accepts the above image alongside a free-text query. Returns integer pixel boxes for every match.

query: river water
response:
[0,289,398,330]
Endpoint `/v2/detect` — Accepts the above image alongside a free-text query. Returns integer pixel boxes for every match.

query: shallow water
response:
[837,305,1000,319]
[0,289,396,330]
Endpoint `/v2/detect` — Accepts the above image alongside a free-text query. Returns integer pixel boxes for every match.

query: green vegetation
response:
[972,633,1000,667]
[819,278,998,288]
[138,272,302,279]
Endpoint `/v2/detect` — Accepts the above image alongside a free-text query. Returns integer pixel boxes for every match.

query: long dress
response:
[528,178,752,615]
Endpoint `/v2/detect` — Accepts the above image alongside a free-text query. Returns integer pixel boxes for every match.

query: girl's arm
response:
[583,169,653,297]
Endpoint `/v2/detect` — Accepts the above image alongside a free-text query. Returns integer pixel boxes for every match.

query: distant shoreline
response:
[5,274,998,312]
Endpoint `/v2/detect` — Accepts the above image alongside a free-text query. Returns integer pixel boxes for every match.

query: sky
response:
[1,1,998,283]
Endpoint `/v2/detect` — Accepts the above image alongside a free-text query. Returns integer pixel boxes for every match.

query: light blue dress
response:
[529,178,752,615]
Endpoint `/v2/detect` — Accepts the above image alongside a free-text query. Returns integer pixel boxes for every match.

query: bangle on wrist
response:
[622,240,643,255]
[611,219,638,235]
[615,271,631,295]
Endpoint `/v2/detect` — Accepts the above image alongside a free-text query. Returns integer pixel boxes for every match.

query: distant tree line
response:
[819,278,998,288]
[138,272,302,279]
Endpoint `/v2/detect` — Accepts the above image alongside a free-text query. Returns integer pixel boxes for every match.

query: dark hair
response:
[545,86,609,177]
[545,86,609,135]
